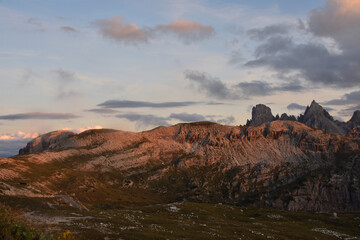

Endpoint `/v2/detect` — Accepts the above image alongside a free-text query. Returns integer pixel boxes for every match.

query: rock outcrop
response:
[278,113,297,121]
[19,130,76,154]
[348,110,360,129]
[298,100,346,135]
[246,100,360,135]
[246,104,274,126]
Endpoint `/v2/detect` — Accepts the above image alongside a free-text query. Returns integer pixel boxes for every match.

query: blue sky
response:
[1,0,360,156]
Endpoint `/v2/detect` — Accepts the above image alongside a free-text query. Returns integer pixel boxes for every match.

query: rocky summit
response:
[297,100,346,135]
[246,104,274,126]
[246,100,360,136]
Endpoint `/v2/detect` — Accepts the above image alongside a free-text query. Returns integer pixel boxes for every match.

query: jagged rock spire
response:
[246,104,274,126]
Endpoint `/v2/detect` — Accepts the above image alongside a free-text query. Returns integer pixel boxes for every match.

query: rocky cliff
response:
[246,104,274,126]
[1,120,359,211]
[246,100,360,136]
[298,100,346,135]
[348,111,360,129]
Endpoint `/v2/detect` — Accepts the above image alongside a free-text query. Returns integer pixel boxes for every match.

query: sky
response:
[1,0,360,156]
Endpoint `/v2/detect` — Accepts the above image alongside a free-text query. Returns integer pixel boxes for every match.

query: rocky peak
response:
[246,104,274,126]
[298,100,345,135]
[279,113,297,121]
[19,130,76,154]
[348,110,360,129]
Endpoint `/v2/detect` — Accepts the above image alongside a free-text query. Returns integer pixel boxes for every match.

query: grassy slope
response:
[1,196,359,240]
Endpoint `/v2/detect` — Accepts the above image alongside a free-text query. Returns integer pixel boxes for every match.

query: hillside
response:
[1,120,359,212]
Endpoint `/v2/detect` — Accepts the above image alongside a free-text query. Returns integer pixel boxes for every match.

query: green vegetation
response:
[0,202,76,240]
[1,196,359,240]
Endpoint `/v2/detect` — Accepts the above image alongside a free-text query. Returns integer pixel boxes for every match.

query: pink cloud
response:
[94,16,214,44]
[0,131,39,140]
[94,16,150,44]
[62,125,103,133]
[156,19,214,43]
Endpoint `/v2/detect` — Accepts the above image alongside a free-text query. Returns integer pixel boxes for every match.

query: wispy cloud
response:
[97,100,219,108]
[52,68,80,99]
[60,26,78,33]
[26,17,46,32]
[86,108,119,114]
[0,112,80,120]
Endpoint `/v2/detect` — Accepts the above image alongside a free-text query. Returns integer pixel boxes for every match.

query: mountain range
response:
[0,101,359,214]
[246,100,360,136]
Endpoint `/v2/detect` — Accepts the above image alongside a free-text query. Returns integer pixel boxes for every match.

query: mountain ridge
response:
[1,118,358,212]
[246,100,359,135]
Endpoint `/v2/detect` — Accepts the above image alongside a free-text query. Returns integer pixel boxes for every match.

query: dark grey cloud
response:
[247,24,290,40]
[254,36,293,57]
[324,90,360,105]
[238,80,304,97]
[0,112,80,120]
[93,16,214,45]
[186,70,304,100]
[184,70,240,100]
[116,111,235,129]
[236,81,305,95]
[245,0,360,89]
[323,90,360,116]
[86,108,119,114]
[60,26,78,33]
[273,81,304,92]
[245,36,360,88]
[98,100,203,108]
[116,113,170,128]
[0,139,29,158]
[287,103,306,111]
[169,113,206,122]
[237,81,272,96]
